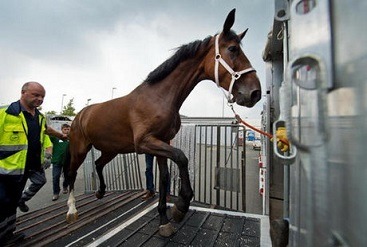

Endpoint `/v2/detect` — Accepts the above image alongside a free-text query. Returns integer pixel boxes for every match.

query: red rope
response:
[234,114,289,146]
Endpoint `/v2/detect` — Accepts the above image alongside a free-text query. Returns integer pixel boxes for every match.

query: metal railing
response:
[82,123,246,211]
[155,124,246,211]
[83,149,142,193]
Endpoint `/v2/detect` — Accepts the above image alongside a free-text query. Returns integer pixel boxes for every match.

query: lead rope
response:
[228,104,290,146]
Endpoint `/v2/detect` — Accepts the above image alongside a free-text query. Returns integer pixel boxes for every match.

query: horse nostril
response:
[251,90,261,103]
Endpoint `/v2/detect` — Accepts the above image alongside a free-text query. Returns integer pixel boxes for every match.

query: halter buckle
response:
[233,72,241,80]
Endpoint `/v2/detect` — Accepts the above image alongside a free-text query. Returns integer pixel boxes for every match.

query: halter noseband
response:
[214,33,256,103]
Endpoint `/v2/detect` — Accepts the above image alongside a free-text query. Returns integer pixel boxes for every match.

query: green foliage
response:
[61,98,77,116]
[45,110,57,115]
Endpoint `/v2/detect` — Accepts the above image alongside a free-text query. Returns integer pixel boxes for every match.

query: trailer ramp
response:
[14,191,270,246]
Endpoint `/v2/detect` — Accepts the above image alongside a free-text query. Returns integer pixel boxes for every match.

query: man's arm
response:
[46,126,68,140]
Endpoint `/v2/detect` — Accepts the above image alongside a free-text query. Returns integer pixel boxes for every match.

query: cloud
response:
[0,0,273,119]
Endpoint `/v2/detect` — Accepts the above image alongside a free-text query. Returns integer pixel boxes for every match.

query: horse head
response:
[206,9,261,107]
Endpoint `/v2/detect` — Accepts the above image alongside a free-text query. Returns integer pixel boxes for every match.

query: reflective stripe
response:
[0,144,28,151]
[0,167,25,175]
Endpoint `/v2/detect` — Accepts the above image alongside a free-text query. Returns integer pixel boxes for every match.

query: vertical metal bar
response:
[241,129,247,212]
[230,125,234,210]
[131,154,136,190]
[223,125,227,208]
[121,155,126,189]
[126,154,133,189]
[123,155,130,189]
[133,153,139,189]
[129,154,133,190]
[210,126,214,205]
[129,154,133,189]
[284,164,290,217]
[130,153,138,189]
[192,125,197,199]
[198,126,202,202]
[111,160,116,190]
[237,126,242,210]
[204,126,208,202]
[123,154,129,190]
[216,126,221,207]
[135,154,142,189]
[117,154,124,190]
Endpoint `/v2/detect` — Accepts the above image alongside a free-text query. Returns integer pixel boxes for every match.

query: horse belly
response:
[91,132,135,154]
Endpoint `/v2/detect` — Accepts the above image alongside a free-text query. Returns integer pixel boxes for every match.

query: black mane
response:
[145,36,212,84]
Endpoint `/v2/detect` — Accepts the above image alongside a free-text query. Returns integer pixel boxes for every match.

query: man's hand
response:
[43,152,52,169]
[275,127,289,152]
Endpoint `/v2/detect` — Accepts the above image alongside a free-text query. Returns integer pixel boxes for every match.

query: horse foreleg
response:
[95,163,106,199]
[171,148,193,223]
[157,157,176,237]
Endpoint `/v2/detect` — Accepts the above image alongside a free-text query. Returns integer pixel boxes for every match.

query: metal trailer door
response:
[283,0,367,246]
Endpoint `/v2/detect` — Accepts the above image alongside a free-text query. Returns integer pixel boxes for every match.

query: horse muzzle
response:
[235,89,262,107]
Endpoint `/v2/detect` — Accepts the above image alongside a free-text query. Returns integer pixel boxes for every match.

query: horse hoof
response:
[66,212,79,224]
[171,204,186,223]
[95,190,105,199]
[159,223,176,237]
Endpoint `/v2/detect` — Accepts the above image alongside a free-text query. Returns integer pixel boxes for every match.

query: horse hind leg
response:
[95,152,117,199]
[156,156,176,237]
[66,146,90,223]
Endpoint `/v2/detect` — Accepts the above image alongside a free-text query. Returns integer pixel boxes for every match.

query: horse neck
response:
[161,59,207,110]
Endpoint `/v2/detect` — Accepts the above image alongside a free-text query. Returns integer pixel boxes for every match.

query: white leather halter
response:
[214,33,256,103]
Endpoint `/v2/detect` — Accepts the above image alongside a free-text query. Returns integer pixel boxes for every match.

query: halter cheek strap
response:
[214,34,256,103]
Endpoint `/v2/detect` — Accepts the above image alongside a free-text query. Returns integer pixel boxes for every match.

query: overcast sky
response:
[0,0,274,120]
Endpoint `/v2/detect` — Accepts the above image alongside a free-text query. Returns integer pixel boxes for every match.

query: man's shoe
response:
[0,232,25,246]
[18,201,29,213]
[62,188,68,194]
[52,194,59,201]
[141,190,156,201]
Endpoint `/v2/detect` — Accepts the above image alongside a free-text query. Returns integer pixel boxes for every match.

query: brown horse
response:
[65,8,261,237]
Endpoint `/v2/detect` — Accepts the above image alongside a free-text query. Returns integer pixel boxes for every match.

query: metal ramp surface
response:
[13,191,270,247]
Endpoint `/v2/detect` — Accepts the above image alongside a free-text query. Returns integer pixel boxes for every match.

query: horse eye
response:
[228,46,238,53]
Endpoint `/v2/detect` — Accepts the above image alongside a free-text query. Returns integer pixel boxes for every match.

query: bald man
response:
[0,82,64,245]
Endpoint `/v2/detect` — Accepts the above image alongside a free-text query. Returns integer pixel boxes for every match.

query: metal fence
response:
[83,149,142,193]
[152,123,246,211]
[82,122,247,211]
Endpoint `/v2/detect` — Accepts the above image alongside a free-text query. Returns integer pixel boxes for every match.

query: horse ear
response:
[223,8,236,34]
[238,28,249,41]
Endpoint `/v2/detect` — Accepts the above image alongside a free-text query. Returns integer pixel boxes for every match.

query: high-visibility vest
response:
[0,101,51,175]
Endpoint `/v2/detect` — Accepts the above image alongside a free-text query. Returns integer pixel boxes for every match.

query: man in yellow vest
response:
[0,82,65,245]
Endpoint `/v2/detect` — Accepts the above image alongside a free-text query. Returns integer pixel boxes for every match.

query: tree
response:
[45,110,57,115]
[62,98,77,116]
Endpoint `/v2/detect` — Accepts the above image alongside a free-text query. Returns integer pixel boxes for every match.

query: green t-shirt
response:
[50,136,69,166]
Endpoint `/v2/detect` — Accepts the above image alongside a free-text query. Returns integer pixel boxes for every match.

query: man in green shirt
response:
[50,123,70,201]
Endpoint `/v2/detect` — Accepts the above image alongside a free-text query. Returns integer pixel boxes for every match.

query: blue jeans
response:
[52,164,68,195]
[145,154,170,193]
